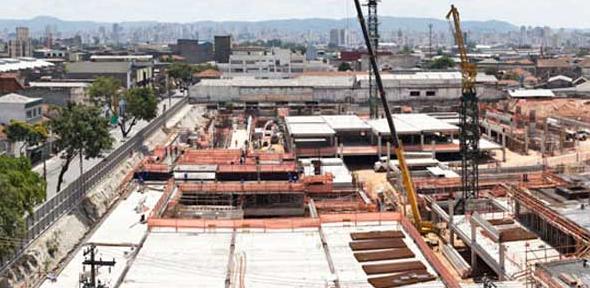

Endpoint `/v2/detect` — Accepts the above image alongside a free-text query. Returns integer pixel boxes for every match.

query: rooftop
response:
[368,114,460,136]
[66,61,131,74]
[28,82,91,88]
[0,93,42,104]
[508,89,555,98]
[0,58,54,73]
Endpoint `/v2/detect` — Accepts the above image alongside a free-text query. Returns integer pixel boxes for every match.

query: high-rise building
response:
[9,27,32,58]
[175,39,213,64]
[214,35,231,64]
[329,29,340,47]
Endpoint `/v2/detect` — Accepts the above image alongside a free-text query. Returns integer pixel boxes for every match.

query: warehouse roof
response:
[508,89,555,98]
[0,58,54,72]
[28,82,91,88]
[66,61,131,74]
[199,75,355,88]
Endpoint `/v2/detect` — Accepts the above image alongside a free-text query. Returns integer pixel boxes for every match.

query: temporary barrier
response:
[148,212,402,231]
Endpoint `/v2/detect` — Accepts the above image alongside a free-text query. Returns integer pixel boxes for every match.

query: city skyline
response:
[1,0,589,29]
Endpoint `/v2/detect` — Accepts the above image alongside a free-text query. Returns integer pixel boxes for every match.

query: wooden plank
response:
[488,219,515,226]
[368,271,436,288]
[349,239,407,251]
[363,260,426,275]
[354,248,415,262]
[351,231,405,241]
[499,227,537,242]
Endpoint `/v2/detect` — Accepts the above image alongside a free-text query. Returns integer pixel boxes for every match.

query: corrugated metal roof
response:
[66,62,130,74]
[0,58,54,73]
[0,93,42,104]
[508,89,555,98]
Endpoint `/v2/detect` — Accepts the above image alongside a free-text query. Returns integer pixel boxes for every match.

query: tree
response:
[577,48,589,58]
[50,104,113,192]
[0,156,45,258]
[167,63,193,88]
[192,63,219,74]
[119,87,158,137]
[88,76,123,120]
[6,120,48,154]
[430,56,456,69]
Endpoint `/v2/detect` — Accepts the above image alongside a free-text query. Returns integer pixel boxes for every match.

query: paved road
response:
[33,92,183,199]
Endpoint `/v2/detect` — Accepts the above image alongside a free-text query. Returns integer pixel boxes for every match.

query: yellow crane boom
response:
[446,5,477,93]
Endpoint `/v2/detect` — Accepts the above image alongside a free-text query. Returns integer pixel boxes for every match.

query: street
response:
[33,92,183,200]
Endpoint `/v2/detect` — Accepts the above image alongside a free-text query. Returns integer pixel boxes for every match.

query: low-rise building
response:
[66,61,153,89]
[190,71,500,104]
[0,93,43,125]
[23,81,91,106]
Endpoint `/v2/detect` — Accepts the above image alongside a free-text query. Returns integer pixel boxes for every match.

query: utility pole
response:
[81,244,116,288]
[367,0,380,119]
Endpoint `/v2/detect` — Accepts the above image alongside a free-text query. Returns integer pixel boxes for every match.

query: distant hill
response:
[0,15,519,35]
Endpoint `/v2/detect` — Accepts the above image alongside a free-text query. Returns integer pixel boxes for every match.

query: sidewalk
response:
[34,94,183,199]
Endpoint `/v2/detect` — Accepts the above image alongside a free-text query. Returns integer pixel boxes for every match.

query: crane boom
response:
[446,5,480,212]
[354,0,431,233]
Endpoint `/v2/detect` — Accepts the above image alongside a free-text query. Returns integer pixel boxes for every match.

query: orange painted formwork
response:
[296,147,338,157]
[147,212,402,231]
[152,145,167,162]
[140,163,171,173]
[400,217,461,288]
[150,179,176,218]
[179,182,307,194]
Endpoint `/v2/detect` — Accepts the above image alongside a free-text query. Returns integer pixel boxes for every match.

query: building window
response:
[26,110,32,119]
[426,91,436,96]
[409,91,421,97]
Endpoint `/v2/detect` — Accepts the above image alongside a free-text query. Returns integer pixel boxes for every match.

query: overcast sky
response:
[2,0,589,28]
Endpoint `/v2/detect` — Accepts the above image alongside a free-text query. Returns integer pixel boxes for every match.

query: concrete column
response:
[334,136,339,150]
[471,223,478,272]
[449,203,455,248]
[420,133,425,149]
[524,131,529,155]
[378,136,382,159]
[502,134,507,162]
[431,140,436,159]
[339,143,344,159]
[499,243,506,281]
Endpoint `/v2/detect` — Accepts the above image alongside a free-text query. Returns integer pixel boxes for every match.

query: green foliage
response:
[338,62,352,72]
[50,104,113,192]
[192,63,219,74]
[167,63,193,86]
[88,76,123,114]
[430,56,456,69]
[119,87,158,137]
[6,120,48,153]
[0,156,46,258]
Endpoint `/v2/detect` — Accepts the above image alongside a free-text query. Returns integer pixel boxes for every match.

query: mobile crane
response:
[447,5,481,213]
[353,0,432,234]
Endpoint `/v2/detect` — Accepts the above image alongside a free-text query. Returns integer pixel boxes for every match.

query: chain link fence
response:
[1,97,188,272]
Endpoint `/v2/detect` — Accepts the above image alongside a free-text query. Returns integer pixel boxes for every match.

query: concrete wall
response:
[0,102,42,125]
[189,76,502,104]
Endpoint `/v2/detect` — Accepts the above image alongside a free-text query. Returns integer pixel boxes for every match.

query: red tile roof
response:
[0,73,24,94]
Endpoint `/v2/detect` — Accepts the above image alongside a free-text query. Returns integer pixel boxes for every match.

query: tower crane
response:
[446,5,480,213]
[354,0,432,233]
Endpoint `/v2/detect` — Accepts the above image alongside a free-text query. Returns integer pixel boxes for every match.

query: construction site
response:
[22,2,590,288]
